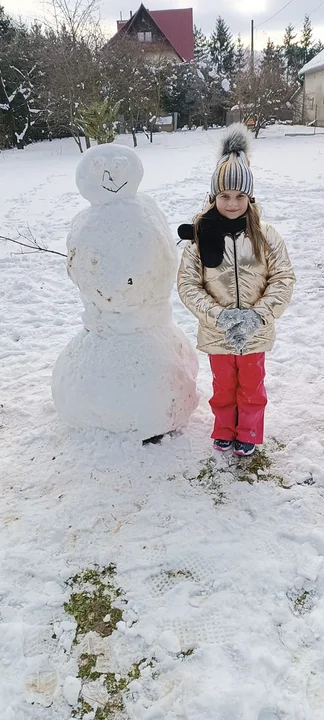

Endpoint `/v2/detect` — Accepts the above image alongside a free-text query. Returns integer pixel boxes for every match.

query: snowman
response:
[52,143,199,441]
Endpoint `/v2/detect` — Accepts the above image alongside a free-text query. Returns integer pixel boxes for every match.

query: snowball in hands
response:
[52,143,199,439]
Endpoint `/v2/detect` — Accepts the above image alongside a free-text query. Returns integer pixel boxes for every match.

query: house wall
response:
[292,88,303,124]
[143,46,180,64]
[303,69,324,126]
[124,7,180,63]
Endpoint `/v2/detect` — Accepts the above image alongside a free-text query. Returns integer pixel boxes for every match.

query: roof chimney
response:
[120,11,122,20]
[130,10,132,17]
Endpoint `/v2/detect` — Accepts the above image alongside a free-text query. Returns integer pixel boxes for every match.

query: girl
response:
[177,124,295,457]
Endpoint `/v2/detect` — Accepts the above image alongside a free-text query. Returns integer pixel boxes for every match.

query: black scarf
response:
[177,207,247,268]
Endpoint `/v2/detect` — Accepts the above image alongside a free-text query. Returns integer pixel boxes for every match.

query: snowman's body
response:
[52,144,199,440]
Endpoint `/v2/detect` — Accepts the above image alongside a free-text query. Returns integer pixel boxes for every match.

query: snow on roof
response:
[299,49,324,77]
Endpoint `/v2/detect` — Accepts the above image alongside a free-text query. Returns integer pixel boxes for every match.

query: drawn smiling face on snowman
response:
[75,143,144,205]
[68,141,178,326]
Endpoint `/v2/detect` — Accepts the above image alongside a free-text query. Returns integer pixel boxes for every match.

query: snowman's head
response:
[76,144,144,205]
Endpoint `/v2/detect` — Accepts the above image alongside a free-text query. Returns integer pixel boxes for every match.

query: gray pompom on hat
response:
[211,123,254,199]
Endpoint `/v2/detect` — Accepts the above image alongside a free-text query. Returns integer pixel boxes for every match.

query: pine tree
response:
[0,4,15,42]
[0,15,45,148]
[300,14,313,65]
[282,16,324,78]
[193,25,210,63]
[209,17,235,78]
[312,39,324,58]
[162,61,204,129]
[283,23,299,81]
[260,38,284,74]
[235,34,247,73]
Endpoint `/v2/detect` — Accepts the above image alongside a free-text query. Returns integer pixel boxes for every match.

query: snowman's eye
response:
[127,278,133,285]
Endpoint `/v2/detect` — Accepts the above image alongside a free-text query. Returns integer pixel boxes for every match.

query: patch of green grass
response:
[166,569,194,580]
[189,457,226,505]
[196,457,215,482]
[65,566,160,719]
[287,587,314,615]
[98,700,124,717]
[294,591,309,611]
[79,654,101,681]
[236,448,272,484]
[67,564,117,590]
[178,648,195,658]
[234,447,286,486]
[186,446,286,490]
[71,699,92,718]
[269,437,286,452]
[64,591,123,639]
[64,564,122,640]
[94,701,124,719]
[104,671,128,695]
[128,660,148,680]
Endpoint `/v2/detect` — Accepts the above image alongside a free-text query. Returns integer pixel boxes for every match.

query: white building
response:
[298,49,324,127]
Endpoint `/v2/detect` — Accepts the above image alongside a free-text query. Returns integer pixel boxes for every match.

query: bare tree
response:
[45,0,100,43]
[233,43,297,137]
[100,36,152,145]
[43,0,103,151]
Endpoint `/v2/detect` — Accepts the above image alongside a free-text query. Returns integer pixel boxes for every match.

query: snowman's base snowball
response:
[52,326,199,439]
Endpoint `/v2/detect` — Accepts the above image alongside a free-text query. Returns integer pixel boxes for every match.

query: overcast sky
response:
[3,0,324,49]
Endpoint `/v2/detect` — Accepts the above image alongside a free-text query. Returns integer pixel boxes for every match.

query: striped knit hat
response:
[211,123,254,199]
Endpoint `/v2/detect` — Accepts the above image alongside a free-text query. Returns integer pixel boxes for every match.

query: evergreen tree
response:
[209,17,235,78]
[301,14,313,64]
[162,61,204,128]
[282,17,324,79]
[296,15,324,68]
[312,39,324,59]
[260,38,285,75]
[283,23,299,81]
[0,4,15,41]
[0,17,44,148]
[193,25,210,63]
[235,34,247,73]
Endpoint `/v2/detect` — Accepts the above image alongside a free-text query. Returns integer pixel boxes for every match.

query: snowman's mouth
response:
[102,169,128,194]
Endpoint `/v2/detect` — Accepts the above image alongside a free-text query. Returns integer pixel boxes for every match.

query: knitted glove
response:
[217,308,243,331]
[226,310,263,352]
[219,308,263,333]
[226,327,247,352]
[235,309,263,336]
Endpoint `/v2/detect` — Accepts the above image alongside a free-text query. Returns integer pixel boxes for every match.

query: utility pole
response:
[251,19,254,73]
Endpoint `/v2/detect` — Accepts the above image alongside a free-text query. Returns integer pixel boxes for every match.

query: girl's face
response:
[216,191,249,219]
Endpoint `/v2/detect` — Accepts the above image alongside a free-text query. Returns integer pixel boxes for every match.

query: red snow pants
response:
[209,353,267,444]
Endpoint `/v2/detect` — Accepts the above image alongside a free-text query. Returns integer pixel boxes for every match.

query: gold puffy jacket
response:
[177,222,296,355]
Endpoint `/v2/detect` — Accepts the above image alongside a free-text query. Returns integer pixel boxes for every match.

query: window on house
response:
[138,31,152,42]
[309,97,314,109]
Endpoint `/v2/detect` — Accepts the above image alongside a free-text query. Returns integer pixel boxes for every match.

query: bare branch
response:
[0,234,67,257]
[44,0,100,41]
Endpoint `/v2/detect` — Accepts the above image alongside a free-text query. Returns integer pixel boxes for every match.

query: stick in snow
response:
[0,232,67,258]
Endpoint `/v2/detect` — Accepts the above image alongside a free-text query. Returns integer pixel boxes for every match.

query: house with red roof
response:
[112,4,194,64]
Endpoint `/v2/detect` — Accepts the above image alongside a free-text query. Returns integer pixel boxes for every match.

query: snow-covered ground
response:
[1,125,324,720]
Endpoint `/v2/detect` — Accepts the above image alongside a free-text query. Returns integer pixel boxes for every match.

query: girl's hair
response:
[193,197,268,262]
